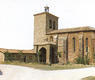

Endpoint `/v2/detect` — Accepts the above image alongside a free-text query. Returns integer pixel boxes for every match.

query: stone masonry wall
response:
[48,31,95,64]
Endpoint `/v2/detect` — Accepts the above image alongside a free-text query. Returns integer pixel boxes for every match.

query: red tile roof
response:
[0,48,35,54]
[47,26,95,34]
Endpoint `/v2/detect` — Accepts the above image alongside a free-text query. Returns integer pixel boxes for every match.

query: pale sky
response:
[0,0,95,50]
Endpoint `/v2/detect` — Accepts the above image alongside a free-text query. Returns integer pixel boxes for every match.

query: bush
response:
[4,51,13,61]
[57,52,61,57]
[75,53,89,65]
[18,51,24,58]
[76,55,84,64]
[4,50,25,62]
[93,53,95,63]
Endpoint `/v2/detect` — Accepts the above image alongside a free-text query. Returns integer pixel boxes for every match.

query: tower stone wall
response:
[34,12,58,45]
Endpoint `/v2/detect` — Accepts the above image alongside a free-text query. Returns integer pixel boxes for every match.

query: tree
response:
[4,50,13,61]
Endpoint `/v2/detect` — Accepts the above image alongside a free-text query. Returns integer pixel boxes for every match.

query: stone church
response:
[0,6,95,64]
[33,6,95,64]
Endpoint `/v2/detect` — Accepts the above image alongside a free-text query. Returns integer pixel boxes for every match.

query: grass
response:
[1,61,95,70]
[82,76,95,80]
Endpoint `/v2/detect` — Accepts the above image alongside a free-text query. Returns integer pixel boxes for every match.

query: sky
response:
[0,0,95,50]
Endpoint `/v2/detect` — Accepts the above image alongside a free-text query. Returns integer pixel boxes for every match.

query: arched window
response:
[49,20,52,28]
[53,21,55,29]
[86,38,88,52]
[73,37,76,52]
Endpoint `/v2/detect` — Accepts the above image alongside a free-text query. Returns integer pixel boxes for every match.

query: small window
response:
[49,20,52,28]
[86,38,88,52]
[73,37,76,52]
[53,21,55,29]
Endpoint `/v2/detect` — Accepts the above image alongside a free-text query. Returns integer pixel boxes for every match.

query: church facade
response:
[33,6,95,64]
[0,7,95,64]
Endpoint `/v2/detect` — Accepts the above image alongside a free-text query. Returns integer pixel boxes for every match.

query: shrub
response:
[37,51,41,56]
[18,51,24,58]
[76,55,84,64]
[4,50,25,62]
[4,51,13,61]
[66,61,70,64]
[57,52,61,57]
[75,53,89,65]
[93,53,95,63]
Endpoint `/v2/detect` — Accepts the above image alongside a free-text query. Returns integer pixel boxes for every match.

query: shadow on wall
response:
[0,70,3,75]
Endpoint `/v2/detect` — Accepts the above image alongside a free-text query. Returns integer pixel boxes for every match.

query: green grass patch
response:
[1,61,95,70]
[82,76,95,80]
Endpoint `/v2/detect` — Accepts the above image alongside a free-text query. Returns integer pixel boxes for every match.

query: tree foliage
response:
[75,52,89,65]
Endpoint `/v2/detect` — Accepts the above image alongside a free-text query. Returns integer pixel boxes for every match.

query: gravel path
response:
[0,64,95,80]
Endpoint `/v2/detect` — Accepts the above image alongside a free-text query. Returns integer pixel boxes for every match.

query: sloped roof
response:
[0,48,7,53]
[34,12,58,18]
[22,50,35,53]
[0,48,35,54]
[34,42,56,46]
[47,26,95,34]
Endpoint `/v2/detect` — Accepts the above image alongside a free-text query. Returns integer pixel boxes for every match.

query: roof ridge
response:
[59,26,92,30]
[47,26,95,34]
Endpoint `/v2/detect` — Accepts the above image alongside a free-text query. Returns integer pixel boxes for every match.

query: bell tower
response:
[44,6,49,12]
[34,7,58,45]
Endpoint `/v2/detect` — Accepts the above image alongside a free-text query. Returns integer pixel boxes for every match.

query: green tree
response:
[18,50,24,61]
[4,50,13,61]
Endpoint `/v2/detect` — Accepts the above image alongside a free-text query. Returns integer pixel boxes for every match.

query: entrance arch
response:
[39,47,46,64]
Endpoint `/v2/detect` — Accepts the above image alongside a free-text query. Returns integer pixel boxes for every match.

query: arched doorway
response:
[39,48,46,64]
